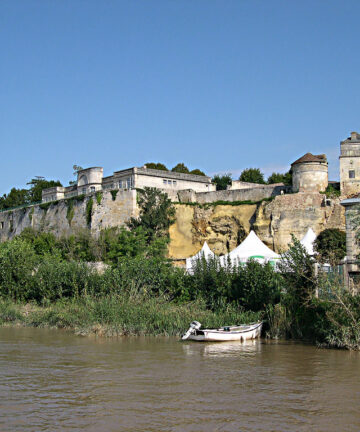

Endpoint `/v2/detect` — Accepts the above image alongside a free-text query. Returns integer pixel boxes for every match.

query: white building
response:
[42,166,215,203]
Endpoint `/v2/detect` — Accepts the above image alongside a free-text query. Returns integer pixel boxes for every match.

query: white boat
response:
[182,321,263,342]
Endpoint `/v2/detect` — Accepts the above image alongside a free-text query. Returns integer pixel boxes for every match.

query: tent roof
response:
[223,231,280,262]
[186,242,215,270]
[300,228,317,255]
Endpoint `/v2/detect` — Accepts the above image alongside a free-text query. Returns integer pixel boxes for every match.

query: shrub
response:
[0,238,38,301]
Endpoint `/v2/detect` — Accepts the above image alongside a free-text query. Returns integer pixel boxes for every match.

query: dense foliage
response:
[267,170,292,185]
[145,162,169,171]
[0,177,62,210]
[239,168,266,184]
[212,173,232,191]
[171,163,190,174]
[314,229,346,265]
[127,187,176,244]
[0,230,359,349]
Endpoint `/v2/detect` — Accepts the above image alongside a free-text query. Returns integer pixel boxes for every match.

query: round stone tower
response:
[291,153,328,193]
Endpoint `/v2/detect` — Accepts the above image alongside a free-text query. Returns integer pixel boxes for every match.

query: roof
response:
[186,242,215,272]
[300,228,317,255]
[291,153,327,166]
[341,197,360,206]
[220,231,280,264]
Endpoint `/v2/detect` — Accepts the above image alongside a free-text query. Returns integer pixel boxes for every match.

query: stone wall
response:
[0,190,138,241]
[0,189,346,263]
[292,162,328,193]
[177,184,290,204]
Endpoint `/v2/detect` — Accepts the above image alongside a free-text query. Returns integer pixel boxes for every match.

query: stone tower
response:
[291,153,328,193]
[340,132,360,197]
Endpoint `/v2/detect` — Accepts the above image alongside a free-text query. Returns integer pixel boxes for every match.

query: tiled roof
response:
[291,153,327,166]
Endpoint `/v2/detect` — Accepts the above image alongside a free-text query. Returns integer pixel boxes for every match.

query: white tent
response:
[300,228,317,256]
[220,231,280,266]
[186,242,215,273]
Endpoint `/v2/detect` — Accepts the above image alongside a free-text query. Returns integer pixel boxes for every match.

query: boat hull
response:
[187,322,262,342]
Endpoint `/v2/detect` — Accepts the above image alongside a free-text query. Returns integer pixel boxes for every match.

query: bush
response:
[0,238,38,301]
[314,229,346,265]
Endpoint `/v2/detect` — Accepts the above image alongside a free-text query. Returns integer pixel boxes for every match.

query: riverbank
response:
[0,296,260,337]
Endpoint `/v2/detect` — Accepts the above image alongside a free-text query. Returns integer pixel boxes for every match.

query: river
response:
[0,327,359,432]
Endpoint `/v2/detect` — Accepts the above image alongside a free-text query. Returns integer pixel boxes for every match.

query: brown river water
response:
[0,327,359,432]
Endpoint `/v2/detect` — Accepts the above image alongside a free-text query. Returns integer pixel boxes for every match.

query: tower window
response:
[349,170,355,179]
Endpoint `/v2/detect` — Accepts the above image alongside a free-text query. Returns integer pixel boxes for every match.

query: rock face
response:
[168,193,345,258]
[0,190,137,241]
[0,190,345,259]
[168,204,257,258]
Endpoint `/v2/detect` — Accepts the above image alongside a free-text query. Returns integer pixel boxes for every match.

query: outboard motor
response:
[182,321,201,340]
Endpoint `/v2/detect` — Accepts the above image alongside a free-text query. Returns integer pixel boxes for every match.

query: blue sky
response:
[1,0,360,195]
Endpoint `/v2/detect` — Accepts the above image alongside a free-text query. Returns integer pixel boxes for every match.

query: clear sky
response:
[1,0,360,195]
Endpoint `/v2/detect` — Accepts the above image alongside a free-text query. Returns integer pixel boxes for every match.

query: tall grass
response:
[0,295,261,337]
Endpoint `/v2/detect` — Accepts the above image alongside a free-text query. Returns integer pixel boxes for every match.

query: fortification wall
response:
[0,189,345,261]
[177,184,290,204]
[0,190,138,241]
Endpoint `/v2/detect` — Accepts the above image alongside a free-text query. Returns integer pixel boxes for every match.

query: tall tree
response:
[171,163,189,174]
[127,187,176,243]
[0,188,29,210]
[212,173,232,191]
[314,229,346,265]
[239,168,266,184]
[27,177,62,202]
[267,170,292,185]
[145,162,169,171]
[190,168,206,176]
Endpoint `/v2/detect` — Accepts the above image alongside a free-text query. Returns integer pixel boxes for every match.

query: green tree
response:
[69,164,83,186]
[239,168,266,184]
[0,188,29,210]
[171,163,189,174]
[127,187,176,244]
[314,229,346,265]
[212,173,232,191]
[145,162,169,171]
[267,170,292,186]
[27,177,62,202]
[189,169,206,176]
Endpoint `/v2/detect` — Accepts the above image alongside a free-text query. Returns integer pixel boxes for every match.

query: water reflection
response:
[182,339,262,358]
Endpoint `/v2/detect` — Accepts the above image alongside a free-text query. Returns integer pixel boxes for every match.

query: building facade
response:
[42,166,215,203]
[340,132,360,197]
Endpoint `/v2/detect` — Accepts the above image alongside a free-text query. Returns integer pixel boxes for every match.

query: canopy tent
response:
[186,242,215,273]
[220,231,280,266]
[300,228,317,256]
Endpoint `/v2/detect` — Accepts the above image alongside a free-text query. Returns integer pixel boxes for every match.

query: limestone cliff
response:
[0,190,345,259]
[168,193,345,258]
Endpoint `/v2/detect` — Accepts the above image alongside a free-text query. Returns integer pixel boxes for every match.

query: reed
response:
[0,295,261,337]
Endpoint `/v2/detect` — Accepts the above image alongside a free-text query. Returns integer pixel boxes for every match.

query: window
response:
[90,186,95,193]
[163,179,167,185]
[82,187,86,194]
[0,222,4,230]
[126,177,132,189]
[173,181,177,186]
[349,170,355,179]
[167,180,172,185]
[119,180,123,188]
